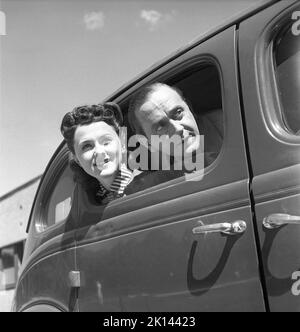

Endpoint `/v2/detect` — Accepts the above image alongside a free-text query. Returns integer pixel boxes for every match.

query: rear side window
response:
[0,242,24,290]
[46,165,74,227]
[35,158,76,233]
[274,18,300,134]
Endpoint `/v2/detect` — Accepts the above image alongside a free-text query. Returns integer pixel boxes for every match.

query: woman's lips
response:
[95,159,110,170]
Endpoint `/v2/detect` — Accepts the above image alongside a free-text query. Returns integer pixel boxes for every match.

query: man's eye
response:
[156,125,164,133]
[173,107,184,119]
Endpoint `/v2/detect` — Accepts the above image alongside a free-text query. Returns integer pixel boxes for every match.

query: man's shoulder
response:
[125,169,184,195]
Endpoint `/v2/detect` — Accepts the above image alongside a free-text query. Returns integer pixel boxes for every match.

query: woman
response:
[60,102,133,204]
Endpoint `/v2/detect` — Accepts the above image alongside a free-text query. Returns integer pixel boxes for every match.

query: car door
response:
[15,145,78,312]
[239,0,300,311]
[75,26,266,312]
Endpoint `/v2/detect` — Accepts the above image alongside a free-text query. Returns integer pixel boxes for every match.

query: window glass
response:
[37,163,75,232]
[0,242,24,291]
[274,21,300,134]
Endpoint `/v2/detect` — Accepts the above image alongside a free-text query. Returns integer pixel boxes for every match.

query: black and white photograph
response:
[0,0,300,313]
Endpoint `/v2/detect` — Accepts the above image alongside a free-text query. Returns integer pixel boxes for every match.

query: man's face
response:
[73,121,122,185]
[136,85,200,159]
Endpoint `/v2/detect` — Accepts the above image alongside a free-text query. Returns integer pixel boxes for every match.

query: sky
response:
[0,0,265,197]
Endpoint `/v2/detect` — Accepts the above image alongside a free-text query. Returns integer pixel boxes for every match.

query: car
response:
[13,0,300,312]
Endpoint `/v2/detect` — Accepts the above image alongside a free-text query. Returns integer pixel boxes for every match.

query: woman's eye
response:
[82,143,93,151]
[103,139,112,146]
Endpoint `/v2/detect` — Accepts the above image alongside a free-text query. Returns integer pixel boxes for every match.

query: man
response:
[126,82,204,192]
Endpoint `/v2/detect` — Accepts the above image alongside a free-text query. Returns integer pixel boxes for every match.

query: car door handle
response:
[263,213,300,229]
[192,220,247,235]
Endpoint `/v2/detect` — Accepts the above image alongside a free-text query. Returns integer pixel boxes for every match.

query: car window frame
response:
[27,145,77,236]
[254,2,300,144]
[77,55,225,209]
[273,16,300,134]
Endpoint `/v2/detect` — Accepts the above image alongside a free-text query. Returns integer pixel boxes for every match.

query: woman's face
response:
[73,121,122,186]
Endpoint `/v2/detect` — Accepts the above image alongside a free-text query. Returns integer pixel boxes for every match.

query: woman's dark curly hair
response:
[60,102,123,154]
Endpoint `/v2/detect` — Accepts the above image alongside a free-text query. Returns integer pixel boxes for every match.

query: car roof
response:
[104,0,280,102]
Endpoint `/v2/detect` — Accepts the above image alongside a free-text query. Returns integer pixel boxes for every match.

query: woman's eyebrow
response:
[100,134,114,140]
[79,138,93,146]
[79,134,113,144]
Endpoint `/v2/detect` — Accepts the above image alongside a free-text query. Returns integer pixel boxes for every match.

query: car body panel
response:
[75,26,265,312]
[239,0,300,311]
[15,248,76,312]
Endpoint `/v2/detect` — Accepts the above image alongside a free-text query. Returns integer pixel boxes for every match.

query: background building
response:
[0,176,41,312]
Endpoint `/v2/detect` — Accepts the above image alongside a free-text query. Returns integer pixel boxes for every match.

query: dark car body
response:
[13,0,300,312]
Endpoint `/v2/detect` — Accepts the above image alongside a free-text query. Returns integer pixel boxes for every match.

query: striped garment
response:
[96,164,133,204]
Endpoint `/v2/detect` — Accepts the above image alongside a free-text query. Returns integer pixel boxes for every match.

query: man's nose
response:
[169,119,184,137]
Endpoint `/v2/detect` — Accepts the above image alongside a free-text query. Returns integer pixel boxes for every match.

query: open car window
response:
[78,62,224,204]
[122,63,224,195]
